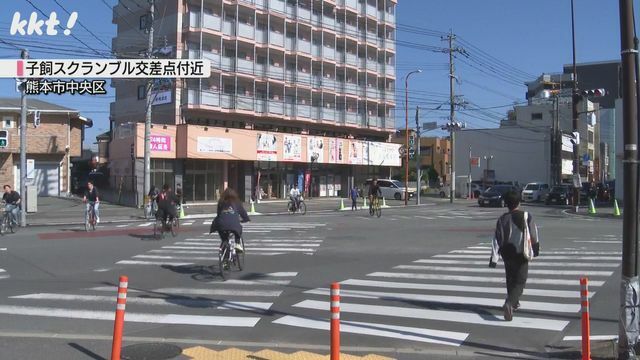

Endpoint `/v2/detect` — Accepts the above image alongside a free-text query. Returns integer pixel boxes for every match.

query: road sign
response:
[470,157,481,167]
[422,122,438,131]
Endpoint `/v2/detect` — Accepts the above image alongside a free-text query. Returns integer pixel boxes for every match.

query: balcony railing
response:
[344,83,358,95]
[323,17,336,30]
[312,45,322,57]
[298,104,311,118]
[237,58,254,73]
[367,61,378,72]
[256,63,267,77]
[270,31,285,47]
[238,22,254,39]
[366,3,377,16]
[223,21,235,36]
[298,7,311,21]
[346,53,357,65]
[185,89,221,107]
[345,112,357,124]
[269,0,285,12]
[221,93,234,109]
[345,0,357,10]
[323,108,336,121]
[256,99,267,114]
[255,29,268,43]
[221,57,235,71]
[324,47,336,61]
[237,95,255,111]
[268,100,284,114]
[298,72,311,86]
[298,39,311,53]
[285,37,295,51]
[269,65,284,79]
[255,0,267,9]
[323,78,336,91]
[188,12,222,31]
[285,4,296,19]
[285,102,295,116]
[285,70,296,83]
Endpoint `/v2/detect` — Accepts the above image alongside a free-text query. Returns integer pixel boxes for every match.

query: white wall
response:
[455,127,552,187]
[615,98,623,201]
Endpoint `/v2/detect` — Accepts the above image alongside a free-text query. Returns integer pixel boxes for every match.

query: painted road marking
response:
[434,254,620,261]
[367,272,605,286]
[273,316,469,346]
[138,222,154,227]
[153,288,282,297]
[116,260,194,266]
[304,288,578,313]
[10,293,273,311]
[340,279,589,298]
[450,250,621,255]
[294,300,569,331]
[0,305,259,327]
[394,265,613,277]
[414,259,619,268]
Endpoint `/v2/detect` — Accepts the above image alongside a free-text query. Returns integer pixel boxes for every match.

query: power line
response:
[53,0,112,51]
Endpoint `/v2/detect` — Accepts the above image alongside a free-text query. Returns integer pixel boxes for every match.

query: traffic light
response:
[33,111,40,128]
[581,88,607,98]
[0,130,8,148]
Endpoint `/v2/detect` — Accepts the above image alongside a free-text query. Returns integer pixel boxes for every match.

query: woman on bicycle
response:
[210,188,250,253]
[156,184,178,229]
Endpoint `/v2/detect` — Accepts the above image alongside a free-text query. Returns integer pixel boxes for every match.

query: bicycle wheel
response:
[369,202,374,216]
[235,235,245,271]
[299,201,307,215]
[375,203,382,218]
[218,242,229,280]
[90,212,96,231]
[287,201,294,214]
[170,218,178,237]
[154,219,162,239]
[85,212,90,232]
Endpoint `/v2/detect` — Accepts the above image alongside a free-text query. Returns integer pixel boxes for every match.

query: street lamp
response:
[404,69,422,206]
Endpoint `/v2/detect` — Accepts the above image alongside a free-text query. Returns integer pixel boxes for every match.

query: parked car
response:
[364,179,415,200]
[478,185,517,207]
[545,185,572,205]
[521,182,550,202]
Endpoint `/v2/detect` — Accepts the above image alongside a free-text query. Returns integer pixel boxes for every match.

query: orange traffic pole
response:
[111,275,128,360]
[580,277,591,360]
[330,282,340,360]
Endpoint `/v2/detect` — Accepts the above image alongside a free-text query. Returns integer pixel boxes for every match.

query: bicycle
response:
[218,231,245,281]
[287,197,307,215]
[1,204,17,234]
[369,196,382,218]
[146,197,158,219]
[154,213,178,239]
[85,202,97,232]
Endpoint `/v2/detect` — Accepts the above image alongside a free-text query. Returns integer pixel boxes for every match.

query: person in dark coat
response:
[210,188,250,252]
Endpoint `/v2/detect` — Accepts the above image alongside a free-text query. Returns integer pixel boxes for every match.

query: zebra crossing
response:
[1,272,298,328]
[273,242,621,347]
[115,222,327,266]
[356,207,505,221]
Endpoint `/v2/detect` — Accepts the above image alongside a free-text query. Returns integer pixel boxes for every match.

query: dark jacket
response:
[490,210,540,265]
[210,201,250,236]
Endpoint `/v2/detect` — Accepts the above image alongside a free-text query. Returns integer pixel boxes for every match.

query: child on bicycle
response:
[210,188,250,253]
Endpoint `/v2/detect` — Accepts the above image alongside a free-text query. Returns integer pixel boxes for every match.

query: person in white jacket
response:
[489,191,540,321]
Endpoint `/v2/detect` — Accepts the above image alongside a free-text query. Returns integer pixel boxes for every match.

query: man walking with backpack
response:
[489,191,540,321]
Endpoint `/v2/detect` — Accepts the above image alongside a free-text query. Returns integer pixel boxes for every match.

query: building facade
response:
[391,131,451,184]
[109,0,400,204]
[0,98,86,197]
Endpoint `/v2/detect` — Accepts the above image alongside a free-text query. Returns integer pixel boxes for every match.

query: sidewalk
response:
[25,196,415,226]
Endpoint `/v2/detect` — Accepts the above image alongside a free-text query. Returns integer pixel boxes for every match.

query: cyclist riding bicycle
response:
[83,181,100,223]
[2,185,20,227]
[210,188,250,253]
[289,184,301,212]
[156,184,178,229]
[368,178,382,212]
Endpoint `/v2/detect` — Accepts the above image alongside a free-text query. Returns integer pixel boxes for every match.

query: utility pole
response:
[570,0,580,212]
[404,69,422,206]
[415,106,421,205]
[442,31,464,204]
[617,0,639,356]
[467,145,471,199]
[143,0,155,207]
[19,49,28,227]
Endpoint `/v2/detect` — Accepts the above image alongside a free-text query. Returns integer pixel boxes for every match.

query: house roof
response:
[0,98,78,113]
[96,131,111,141]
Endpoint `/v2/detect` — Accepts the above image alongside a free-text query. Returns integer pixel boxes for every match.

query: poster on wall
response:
[338,140,344,163]
[150,135,171,152]
[197,137,232,153]
[257,133,278,161]
[283,135,302,161]
[308,137,324,163]
[349,140,362,165]
[329,139,336,163]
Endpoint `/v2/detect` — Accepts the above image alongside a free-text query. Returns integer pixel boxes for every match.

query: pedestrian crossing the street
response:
[115,222,327,267]
[273,242,621,347]
[1,272,298,328]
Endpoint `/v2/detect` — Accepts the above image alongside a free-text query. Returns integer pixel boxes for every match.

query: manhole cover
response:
[121,343,182,360]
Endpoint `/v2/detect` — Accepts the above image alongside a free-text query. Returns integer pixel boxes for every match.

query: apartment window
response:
[137,85,146,100]
[531,112,543,121]
[2,116,13,129]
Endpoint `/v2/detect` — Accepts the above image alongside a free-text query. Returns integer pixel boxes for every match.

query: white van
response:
[521,182,550,202]
[364,179,415,200]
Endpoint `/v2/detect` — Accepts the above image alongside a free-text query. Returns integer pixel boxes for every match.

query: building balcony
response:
[368,115,381,128]
[270,31,285,47]
[269,65,284,79]
[367,61,378,72]
[324,47,336,61]
[223,21,235,36]
[312,14,322,27]
[357,113,366,126]
[221,57,235,71]
[345,0,357,10]
[285,4,296,19]
[367,87,379,98]
[298,39,311,53]
[384,64,395,75]
[323,108,336,122]
[237,95,255,111]
[298,72,311,86]
[345,53,357,65]
[255,29,268,43]
[323,17,336,30]
[269,0,286,13]
[298,104,311,118]
[312,45,322,57]
[344,83,358,95]
[344,112,357,124]
[221,93,234,109]
[256,99,267,114]
[386,39,395,51]
[187,49,221,69]
[184,89,220,107]
[256,63,267,77]
[386,12,395,23]
[238,58,254,74]
[255,0,267,9]
[312,76,322,88]
[238,22,255,39]
[298,7,311,22]
[268,100,284,115]
[285,70,296,83]
[285,102,295,117]
[323,78,337,90]
[344,24,358,37]
[188,11,222,32]
[285,37,295,51]
[366,4,377,17]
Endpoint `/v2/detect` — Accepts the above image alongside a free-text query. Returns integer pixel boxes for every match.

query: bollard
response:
[613,199,621,217]
[580,277,590,360]
[330,283,340,360]
[111,276,129,360]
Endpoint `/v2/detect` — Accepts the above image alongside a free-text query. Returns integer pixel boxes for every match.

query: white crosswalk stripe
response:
[3,272,298,328]
[274,244,620,346]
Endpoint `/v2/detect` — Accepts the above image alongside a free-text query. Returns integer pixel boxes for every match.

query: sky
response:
[0,0,637,146]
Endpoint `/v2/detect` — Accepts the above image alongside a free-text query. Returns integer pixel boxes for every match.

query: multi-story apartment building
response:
[109,0,400,204]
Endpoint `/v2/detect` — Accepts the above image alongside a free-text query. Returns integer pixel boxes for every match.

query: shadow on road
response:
[68,342,106,360]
